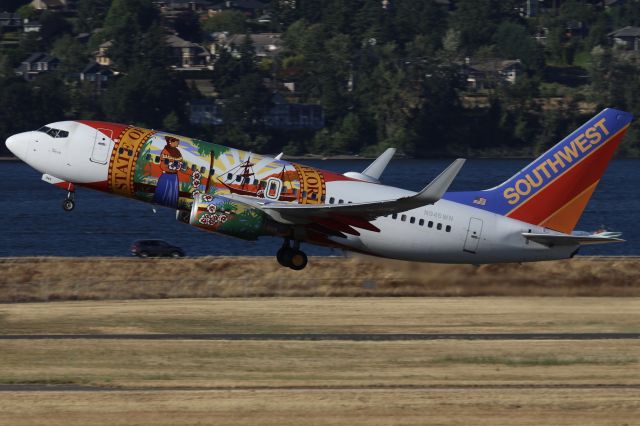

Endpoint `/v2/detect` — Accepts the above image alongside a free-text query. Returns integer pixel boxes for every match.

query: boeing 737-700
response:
[5,108,632,270]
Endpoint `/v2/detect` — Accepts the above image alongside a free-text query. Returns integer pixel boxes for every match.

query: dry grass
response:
[1,298,640,335]
[1,298,639,425]
[1,388,639,426]
[1,339,639,388]
[2,256,640,302]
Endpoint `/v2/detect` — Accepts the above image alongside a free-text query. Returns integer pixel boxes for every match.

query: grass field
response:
[0,297,639,425]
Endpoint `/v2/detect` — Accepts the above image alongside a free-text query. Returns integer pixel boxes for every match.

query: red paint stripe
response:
[331,214,381,232]
[312,217,361,236]
[508,130,625,225]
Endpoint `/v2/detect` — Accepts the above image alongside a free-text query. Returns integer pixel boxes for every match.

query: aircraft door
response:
[90,128,112,164]
[463,217,483,254]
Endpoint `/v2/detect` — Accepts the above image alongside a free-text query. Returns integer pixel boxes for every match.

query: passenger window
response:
[200,166,206,173]
[192,164,197,171]
[401,215,406,222]
[118,148,124,155]
[410,217,415,224]
[428,221,433,228]
[146,154,152,161]
[310,193,317,200]
[227,173,233,180]
[155,156,160,163]
[164,158,169,165]
[301,191,307,198]
[128,150,133,156]
[321,195,326,202]
[419,219,424,226]
[329,197,335,204]
[437,223,442,230]
[236,175,242,182]
[446,225,451,232]
[338,199,344,204]
[392,213,398,220]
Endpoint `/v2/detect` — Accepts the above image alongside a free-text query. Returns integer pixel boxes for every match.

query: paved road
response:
[1,333,639,341]
[2,383,640,392]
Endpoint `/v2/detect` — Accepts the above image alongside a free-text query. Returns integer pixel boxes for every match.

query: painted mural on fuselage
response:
[105,125,333,214]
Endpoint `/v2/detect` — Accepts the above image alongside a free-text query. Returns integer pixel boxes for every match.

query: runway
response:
[2,383,640,392]
[1,333,639,340]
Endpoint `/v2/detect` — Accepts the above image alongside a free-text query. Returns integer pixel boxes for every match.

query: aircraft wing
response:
[522,232,625,246]
[222,159,465,234]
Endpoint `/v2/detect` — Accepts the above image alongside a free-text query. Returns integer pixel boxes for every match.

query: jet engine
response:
[188,194,268,241]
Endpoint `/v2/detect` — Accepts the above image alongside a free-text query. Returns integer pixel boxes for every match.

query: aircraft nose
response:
[5,133,27,160]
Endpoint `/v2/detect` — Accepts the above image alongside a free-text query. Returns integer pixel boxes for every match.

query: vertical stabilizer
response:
[444,108,633,233]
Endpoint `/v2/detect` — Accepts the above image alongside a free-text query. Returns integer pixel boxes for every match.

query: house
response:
[154,0,213,13]
[209,0,268,18]
[464,59,522,91]
[0,12,22,32]
[79,62,113,91]
[213,33,282,58]
[189,99,224,125]
[608,26,640,51]
[95,41,112,66]
[15,52,59,80]
[23,19,42,33]
[30,0,68,10]
[264,95,324,130]
[166,34,211,69]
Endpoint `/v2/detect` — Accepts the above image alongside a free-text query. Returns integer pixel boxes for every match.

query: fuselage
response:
[6,120,577,263]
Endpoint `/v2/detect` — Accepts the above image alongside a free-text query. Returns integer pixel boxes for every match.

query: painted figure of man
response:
[153,135,183,208]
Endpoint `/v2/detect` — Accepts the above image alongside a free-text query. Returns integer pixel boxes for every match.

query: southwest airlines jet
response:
[5,108,632,270]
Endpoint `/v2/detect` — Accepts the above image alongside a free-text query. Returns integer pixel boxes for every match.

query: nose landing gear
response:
[277,239,308,270]
[62,183,76,212]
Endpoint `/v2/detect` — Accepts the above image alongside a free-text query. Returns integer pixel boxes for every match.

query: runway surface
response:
[1,333,639,340]
[2,384,640,392]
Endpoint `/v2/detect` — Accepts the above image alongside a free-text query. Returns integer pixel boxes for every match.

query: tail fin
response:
[444,108,633,233]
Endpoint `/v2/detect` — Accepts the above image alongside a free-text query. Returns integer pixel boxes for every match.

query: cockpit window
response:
[37,126,69,138]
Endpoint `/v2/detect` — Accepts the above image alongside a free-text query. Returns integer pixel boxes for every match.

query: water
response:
[1,159,638,257]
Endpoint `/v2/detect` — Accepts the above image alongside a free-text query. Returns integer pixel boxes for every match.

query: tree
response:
[51,35,89,75]
[76,0,112,34]
[39,11,73,48]
[202,11,247,34]
[494,22,543,72]
[101,64,188,129]
[101,0,161,71]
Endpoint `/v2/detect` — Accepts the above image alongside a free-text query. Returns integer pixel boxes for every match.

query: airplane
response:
[5,108,632,270]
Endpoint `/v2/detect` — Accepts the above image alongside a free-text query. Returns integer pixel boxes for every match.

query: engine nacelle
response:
[189,194,268,241]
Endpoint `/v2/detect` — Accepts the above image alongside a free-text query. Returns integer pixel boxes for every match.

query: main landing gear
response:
[277,239,308,271]
[62,183,76,212]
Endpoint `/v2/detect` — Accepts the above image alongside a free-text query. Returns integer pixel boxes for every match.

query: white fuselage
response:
[6,121,578,263]
[322,181,576,263]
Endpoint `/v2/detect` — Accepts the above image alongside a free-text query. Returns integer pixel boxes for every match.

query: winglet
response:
[274,152,284,160]
[414,159,465,204]
[363,148,396,180]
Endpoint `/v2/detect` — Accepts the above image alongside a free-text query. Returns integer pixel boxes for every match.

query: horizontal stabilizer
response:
[522,232,624,247]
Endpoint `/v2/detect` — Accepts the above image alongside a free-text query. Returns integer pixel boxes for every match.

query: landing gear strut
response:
[62,183,76,212]
[277,239,308,270]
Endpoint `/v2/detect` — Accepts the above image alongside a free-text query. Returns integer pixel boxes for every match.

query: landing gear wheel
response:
[277,247,292,267]
[288,250,308,271]
[62,199,75,211]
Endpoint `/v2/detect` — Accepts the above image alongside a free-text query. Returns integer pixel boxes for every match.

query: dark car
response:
[131,240,185,258]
